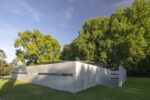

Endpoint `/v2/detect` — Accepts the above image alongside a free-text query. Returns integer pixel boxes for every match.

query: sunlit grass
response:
[0,77,150,100]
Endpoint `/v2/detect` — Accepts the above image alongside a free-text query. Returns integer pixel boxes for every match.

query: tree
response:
[0,49,7,67]
[0,49,6,59]
[108,0,150,68]
[0,49,9,76]
[62,17,110,61]
[62,0,150,73]
[14,29,61,65]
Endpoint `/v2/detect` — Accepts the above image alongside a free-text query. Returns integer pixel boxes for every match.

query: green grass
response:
[0,77,150,100]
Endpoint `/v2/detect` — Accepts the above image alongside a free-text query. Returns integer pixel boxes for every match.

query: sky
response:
[0,0,133,62]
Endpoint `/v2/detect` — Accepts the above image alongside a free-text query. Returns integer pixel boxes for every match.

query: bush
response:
[0,67,12,76]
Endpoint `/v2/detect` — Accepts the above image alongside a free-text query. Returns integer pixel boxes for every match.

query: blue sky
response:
[0,0,133,62]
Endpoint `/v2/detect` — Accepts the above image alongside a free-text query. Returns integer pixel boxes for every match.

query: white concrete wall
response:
[97,67,111,85]
[12,62,76,93]
[118,65,127,87]
[12,61,127,93]
[74,61,119,92]
[75,61,98,92]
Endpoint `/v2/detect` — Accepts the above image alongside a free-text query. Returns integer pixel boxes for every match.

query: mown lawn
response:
[0,77,150,100]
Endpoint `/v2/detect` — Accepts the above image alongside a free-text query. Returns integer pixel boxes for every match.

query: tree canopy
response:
[62,0,150,71]
[0,49,7,67]
[14,30,61,65]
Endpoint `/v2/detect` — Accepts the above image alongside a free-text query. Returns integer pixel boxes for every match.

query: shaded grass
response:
[0,77,150,100]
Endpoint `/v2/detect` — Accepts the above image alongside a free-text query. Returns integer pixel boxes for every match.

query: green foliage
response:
[0,60,7,67]
[62,17,110,62]
[62,0,150,73]
[0,49,7,67]
[0,67,11,76]
[14,29,61,65]
[0,49,6,59]
[0,49,9,76]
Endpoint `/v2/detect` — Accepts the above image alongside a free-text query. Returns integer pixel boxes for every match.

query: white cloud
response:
[0,0,42,23]
[65,7,74,20]
[114,0,133,8]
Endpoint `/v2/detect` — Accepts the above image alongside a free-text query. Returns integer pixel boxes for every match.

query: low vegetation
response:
[0,50,12,76]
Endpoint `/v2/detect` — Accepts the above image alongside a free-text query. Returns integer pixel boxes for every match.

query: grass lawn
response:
[0,77,150,100]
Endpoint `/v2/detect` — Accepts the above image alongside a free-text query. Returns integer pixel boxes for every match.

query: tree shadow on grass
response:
[0,79,76,100]
[0,78,149,100]
[0,79,16,100]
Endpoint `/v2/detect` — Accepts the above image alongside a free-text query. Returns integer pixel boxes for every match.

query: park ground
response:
[0,77,150,100]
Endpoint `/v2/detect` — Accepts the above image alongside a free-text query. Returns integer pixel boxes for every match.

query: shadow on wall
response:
[11,62,100,93]
[11,66,29,81]
[12,62,77,93]
[10,62,127,93]
[75,63,98,92]
[75,64,85,91]
[30,66,76,92]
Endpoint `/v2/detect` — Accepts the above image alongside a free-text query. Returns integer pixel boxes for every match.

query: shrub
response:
[0,67,12,76]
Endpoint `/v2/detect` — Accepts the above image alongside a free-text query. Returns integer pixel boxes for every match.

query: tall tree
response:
[14,30,61,65]
[62,0,150,71]
[62,17,110,61]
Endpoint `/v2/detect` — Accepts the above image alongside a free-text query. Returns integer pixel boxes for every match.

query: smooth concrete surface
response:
[12,61,127,93]
[75,62,98,92]
[118,66,127,87]
[12,62,76,92]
